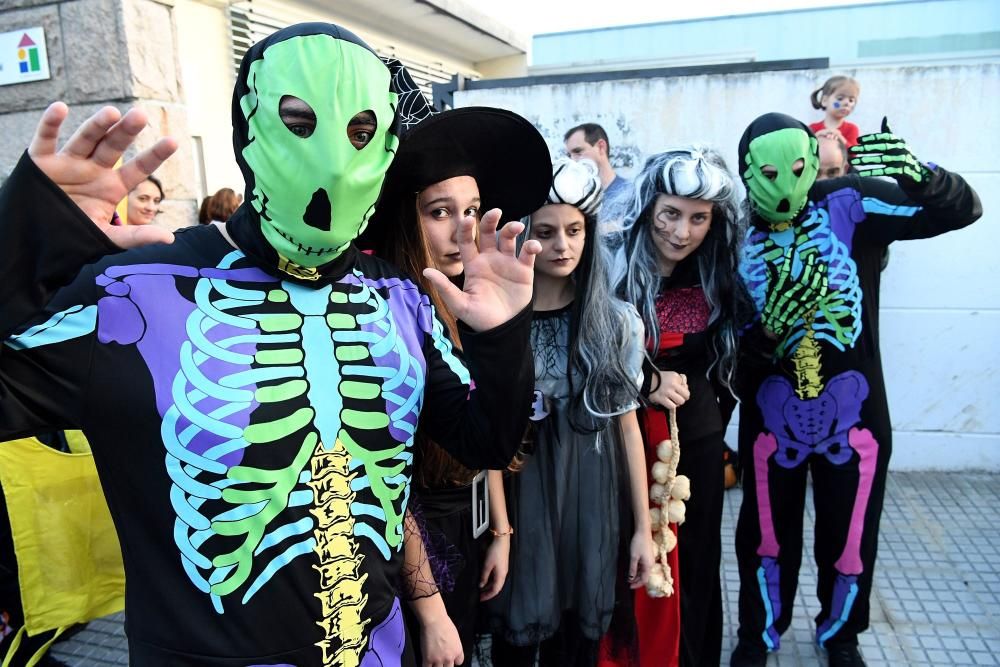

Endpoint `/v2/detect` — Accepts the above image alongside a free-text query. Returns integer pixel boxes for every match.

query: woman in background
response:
[489,157,653,667]
[198,187,241,224]
[611,146,752,667]
[125,175,163,225]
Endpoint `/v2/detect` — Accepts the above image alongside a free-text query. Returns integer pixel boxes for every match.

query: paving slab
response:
[49,472,1000,666]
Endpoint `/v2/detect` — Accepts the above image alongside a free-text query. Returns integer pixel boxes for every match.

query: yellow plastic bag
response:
[0,436,124,635]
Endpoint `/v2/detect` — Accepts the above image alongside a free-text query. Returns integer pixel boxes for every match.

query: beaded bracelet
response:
[490,526,514,537]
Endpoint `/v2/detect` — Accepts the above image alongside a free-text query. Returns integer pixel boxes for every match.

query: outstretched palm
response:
[423,209,541,332]
[27,102,178,249]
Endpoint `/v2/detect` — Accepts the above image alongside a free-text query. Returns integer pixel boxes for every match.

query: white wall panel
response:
[458,63,999,469]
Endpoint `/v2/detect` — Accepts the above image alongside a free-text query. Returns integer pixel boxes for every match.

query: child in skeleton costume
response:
[730,113,982,667]
[608,147,753,667]
[488,158,654,667]
[358,107,551,666]
[0,23,541,667]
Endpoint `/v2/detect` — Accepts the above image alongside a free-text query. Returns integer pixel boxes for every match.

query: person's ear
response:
[598,138,609,158]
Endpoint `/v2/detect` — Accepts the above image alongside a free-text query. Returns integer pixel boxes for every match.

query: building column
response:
[0,0,197,231]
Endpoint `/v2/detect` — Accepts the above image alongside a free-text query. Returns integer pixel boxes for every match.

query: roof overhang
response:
[294,0,528,63]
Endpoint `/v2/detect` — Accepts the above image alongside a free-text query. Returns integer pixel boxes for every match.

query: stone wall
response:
[0,0,197,230]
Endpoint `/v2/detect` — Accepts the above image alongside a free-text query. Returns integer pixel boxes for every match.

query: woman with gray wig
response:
[488,158,653,666]
[610,146,754,667]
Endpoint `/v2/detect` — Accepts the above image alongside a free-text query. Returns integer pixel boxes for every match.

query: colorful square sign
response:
[0,27,50,87]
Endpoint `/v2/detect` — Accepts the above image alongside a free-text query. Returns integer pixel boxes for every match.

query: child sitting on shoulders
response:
[809,75,861,147]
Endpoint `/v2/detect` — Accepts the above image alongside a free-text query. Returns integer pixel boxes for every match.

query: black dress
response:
[645,260,726,667]
[488,304,643,652]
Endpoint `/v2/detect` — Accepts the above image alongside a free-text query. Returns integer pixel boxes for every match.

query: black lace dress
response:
[488,304,643,645]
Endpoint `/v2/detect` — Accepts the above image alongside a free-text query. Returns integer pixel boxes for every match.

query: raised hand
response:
[850,116,930,187]
[423,209,541,332]
[28,102,178,249]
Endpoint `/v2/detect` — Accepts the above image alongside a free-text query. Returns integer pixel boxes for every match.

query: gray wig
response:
[528,158,643,431]
[609,146,753,391]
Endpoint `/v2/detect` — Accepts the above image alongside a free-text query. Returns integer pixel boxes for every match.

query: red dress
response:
[601,277,717,667]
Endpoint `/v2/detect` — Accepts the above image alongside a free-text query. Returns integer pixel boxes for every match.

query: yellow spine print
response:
[309,438,369,667]
[792,319,824,400]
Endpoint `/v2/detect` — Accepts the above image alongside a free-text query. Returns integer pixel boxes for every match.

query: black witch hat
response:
[359,106,552,252]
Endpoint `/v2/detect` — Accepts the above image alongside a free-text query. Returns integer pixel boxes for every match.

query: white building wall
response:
[171,0,527,203]
[456,63,1000,470]
[173,0,242,200]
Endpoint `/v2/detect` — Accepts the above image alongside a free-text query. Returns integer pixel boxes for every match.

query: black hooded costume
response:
[732,113,982,656]
[0,23,532,667]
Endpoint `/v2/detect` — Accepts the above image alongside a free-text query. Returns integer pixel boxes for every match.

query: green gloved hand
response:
[761,244,829,346]
[850,116,931,186]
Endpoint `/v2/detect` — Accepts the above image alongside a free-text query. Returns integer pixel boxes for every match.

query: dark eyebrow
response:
[423,196,480,208]
[422,197,455,208]
[349,111,376,125]
[279,97,315,117]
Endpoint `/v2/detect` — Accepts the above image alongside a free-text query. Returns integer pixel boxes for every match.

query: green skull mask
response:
[238,34,398,267]
[742,127,819,224]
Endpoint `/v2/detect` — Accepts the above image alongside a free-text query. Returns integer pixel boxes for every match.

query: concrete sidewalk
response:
[50,472,1000,666]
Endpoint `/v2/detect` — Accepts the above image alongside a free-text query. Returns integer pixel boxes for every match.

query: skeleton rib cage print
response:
[5,244,473,667]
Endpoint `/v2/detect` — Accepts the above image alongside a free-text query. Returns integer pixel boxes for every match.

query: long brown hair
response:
[377,194,475,488]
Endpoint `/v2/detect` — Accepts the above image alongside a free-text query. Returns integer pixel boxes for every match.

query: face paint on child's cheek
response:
[832,101,841,109]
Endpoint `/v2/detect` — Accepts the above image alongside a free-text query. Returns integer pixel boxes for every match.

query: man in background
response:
[817,134,849,180]
[564,123,631,212]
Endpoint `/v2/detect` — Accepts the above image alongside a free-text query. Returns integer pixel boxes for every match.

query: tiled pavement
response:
[718,472,1000,667]
[50,615,128,666]
[50,472,1000,666]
